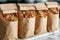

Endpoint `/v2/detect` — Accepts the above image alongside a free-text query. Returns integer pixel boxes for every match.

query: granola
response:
[37,10,48,17]
[20,10,36,18]
[2,13,18,22]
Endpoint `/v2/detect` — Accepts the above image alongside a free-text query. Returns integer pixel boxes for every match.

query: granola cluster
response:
[20,10,35,18]
[37,10,48,17]
[3,13,18,21]
[48,7,59,14]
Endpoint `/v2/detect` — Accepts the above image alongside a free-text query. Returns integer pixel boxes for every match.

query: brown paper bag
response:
[0,4,18,40]
[18,4,36,38]
[45,2,59,32]
[34,3,48,35]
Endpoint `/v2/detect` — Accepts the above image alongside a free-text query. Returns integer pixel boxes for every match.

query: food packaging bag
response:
[45,2,59,32]
[18,4,36,38]
[34,3,48,35]
[0,4,18,40]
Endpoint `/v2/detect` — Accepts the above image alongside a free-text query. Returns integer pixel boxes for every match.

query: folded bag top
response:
[0,3,18,22]
[18,4,35,10]
[0,3,17,14]
[45,2,58,8]
[34,3,48,17]
[45,2,59,14]
[34,3,48,10]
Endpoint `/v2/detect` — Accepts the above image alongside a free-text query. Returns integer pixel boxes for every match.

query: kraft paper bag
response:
[34,3,48,35]
[0,3,18,40]
[18,4,36,38]
[45,2,59,32]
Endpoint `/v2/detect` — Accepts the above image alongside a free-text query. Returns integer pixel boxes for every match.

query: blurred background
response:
[0,0,60,17]
[0,0,60,3]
